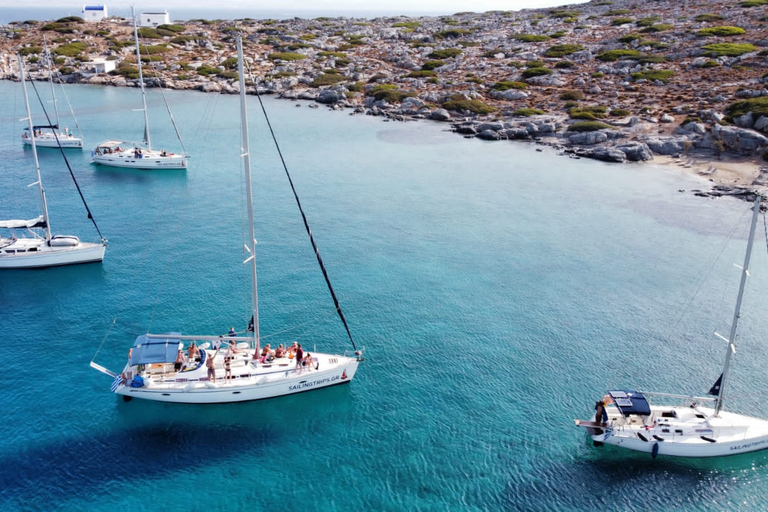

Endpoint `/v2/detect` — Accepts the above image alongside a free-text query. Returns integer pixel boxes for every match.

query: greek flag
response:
[110,374,123,392]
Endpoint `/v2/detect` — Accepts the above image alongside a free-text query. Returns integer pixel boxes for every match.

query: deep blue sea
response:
[3,79,768,511]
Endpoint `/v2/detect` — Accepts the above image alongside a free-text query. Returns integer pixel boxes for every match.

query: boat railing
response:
[636,391,717,403]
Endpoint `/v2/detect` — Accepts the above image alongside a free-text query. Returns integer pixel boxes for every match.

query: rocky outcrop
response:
[711,124,768,155]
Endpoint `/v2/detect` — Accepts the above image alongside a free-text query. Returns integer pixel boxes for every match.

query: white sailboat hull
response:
[0,239,105,268]
[22,132,83,148]
[92,145,187,169]
[115,350,360,404]
[581,405,768,458]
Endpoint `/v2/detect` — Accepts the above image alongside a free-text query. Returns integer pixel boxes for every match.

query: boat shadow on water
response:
[499,445,768,510]
[0,385,354,507]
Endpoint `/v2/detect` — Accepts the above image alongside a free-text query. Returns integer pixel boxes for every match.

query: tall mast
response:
[237,35,259,346]
[716,194,761,415]
[43,36,61,128]
[18,54,52,242]
[132,6,151,149]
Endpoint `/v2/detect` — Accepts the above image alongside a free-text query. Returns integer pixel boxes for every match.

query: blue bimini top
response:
[609,390,651,416]
[130,333,181,366]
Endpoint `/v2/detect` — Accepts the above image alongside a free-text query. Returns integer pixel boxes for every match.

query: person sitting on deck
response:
[174,349,184,372]
[287,342,298,358]
[302,353,313,372]
[227,327,240,353]
[161,150,167,157]
[259,344,272,364]
[594,400,608,426]
[275,344,285,358]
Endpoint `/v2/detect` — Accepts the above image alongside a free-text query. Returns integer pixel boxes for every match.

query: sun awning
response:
[609,390,652,416]
[130,333,182,365]
[0,215,46,229]
[23,125,59,131]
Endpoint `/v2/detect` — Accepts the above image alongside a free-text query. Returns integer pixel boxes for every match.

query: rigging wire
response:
[28,79,107,243]
[157,84,188,156]
[243,55,358,352]
[660,204,751,345]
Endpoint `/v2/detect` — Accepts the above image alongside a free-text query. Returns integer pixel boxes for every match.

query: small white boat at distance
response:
[576,195,768,458]
[90,36,362,403]
[21,38,83,149]
[91,7,187,170]
[2,55,106,269]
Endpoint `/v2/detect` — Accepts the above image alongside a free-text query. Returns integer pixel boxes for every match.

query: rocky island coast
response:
[2,0,768,197]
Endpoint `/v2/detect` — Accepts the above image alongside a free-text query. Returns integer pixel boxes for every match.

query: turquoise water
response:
[2,80,768,510]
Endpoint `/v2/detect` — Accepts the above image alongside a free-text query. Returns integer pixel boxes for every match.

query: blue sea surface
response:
[2,79,768,511]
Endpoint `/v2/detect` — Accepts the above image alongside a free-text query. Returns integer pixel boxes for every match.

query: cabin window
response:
[661,411,675,418]
[695,414,705,419]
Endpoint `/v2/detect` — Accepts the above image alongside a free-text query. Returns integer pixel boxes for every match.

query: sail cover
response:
[0,215,46,229]
[130,333,181,365]
[609,390,651,416]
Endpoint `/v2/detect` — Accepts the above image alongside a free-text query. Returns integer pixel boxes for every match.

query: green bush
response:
[560,90,583,100]
[367,84,416,103]
[638,55,666,64]
[550,10,581,19]
[428,48,462,59]
[631,69,675,82]
[611,18,634,26]
[515,34,551,42]
[137,27,162,39]
[695,14,724,22]
[421,60,445,70]
[319,51,347,58]
[492,81,528,91]
[544,44,584,57]
[697,26,747,37]
[157,24,185,33]
[701,43,757,56]
[435,29,471,39]
[52,42,87,57]
[221,57,238,69]
[681,116,702,125]
[20,46,42,56]
[514,108,545,116]
[610,108,631,117]
[442,94,495,114]
[406,70,436,78]
[392,21,420,29]
[567,121,612,131]
[701,60,720,68]
[636,17,661,27]
[591,72,605,78]
[606,9,631,15]
[739,0,767,6]
[526,60,544,67]
[725,97,768,121]
[618,34,642,43]
[311,73,348,87]
[217,70,238,80]
[598,49,642,61]
[641,23,673,32]
[555,61,575,69]
[569,105,608,119]
[170,35,196,44]
[522,67,552,78]
[268,52,306,61]
[139,44,168,55]
[196,64,219,76]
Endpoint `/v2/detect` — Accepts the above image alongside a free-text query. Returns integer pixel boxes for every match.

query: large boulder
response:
[615,142,653,162]
[583,147,627,163]
[429,108,451,121]
[711,124,768,155]
[642,136,690,156]
[316,89,345,104]
[568,131,608,145]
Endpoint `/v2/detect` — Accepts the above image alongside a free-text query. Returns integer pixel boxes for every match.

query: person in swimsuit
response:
[224,355,232,383]
[206,352,216,383]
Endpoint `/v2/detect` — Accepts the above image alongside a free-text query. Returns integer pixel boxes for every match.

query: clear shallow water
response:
[2,80,768,510]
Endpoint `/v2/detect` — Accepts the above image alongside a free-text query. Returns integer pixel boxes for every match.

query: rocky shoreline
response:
[2,0,768,198]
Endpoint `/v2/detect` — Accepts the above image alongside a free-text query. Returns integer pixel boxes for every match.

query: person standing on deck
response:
[295,344,303,372]
[206,351,216,383]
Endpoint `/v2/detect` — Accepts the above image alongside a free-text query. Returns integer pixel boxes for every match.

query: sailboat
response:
[21,40,83,149]
[90,36,363,403]
[1,55,106,269]
[91,7,188,170]
[576,195,768,458]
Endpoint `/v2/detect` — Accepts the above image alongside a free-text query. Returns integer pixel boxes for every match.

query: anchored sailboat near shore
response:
[91,7,187,170]
[90,36,363,403]
[576,195,768,458]
[21,38,84,149]
[1,55,106,269]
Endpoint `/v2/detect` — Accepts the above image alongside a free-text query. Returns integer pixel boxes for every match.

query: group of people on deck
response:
[169,326,318,383]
